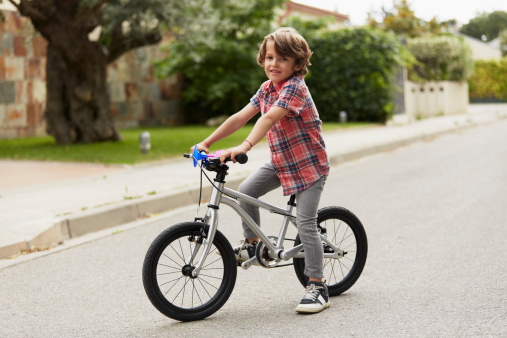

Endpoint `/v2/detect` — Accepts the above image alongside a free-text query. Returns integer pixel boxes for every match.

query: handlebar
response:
[183,152,248,165]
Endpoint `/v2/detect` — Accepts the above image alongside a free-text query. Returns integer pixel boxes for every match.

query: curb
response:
[0,178,244,259]
[0,113,503,259]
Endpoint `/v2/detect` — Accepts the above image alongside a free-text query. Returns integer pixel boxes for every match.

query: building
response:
[458,33,502,60]
[279,1,349,29]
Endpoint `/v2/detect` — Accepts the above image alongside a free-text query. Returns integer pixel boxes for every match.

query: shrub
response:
[468,58,507,101]
[306,28,407,123]
[407,35,474,82]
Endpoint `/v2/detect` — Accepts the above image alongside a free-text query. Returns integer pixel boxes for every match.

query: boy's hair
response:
[257,27,313,77]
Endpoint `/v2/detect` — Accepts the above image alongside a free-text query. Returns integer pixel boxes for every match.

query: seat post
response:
[287,195,296,207]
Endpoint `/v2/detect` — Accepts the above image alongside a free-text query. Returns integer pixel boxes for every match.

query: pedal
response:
[240,256,258,270]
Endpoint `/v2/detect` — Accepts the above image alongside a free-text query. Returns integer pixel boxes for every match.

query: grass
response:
[0,122,379,165]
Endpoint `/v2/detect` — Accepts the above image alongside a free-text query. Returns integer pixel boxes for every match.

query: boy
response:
[193,27,330,313]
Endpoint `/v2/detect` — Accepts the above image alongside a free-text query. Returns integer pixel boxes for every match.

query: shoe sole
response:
[295,302,331,313]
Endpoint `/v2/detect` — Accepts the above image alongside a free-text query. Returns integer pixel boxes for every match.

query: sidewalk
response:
[1,104,506,260]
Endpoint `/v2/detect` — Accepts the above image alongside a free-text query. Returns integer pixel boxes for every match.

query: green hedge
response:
[306,28,405,123]
[468,58,507,101]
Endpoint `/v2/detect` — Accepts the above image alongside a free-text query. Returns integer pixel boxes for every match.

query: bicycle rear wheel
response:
[143,222,237,321]
[293,206,368,296]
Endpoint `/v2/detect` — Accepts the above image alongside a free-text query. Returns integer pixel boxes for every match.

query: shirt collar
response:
[268,73,298,93]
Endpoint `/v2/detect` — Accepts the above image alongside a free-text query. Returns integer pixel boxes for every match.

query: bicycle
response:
[142,149,368,321]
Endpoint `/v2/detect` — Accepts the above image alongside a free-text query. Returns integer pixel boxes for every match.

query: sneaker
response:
[216,238,258,265]
[295,281,330,313]
[233,239,258,263]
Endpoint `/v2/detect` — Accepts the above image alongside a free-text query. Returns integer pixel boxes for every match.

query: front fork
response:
[190,181,224,278]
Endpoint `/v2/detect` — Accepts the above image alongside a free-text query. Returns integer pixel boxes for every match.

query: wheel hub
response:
[181,264,197,278]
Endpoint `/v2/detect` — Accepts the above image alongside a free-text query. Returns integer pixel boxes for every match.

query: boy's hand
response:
[191,142,210,154]
[220,143,250,163]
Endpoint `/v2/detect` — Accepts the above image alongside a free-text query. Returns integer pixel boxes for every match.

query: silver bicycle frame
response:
[191,181,343,277]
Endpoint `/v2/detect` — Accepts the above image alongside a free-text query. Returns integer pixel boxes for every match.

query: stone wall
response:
[0,11,47,139]
[0,10,181,140]
[107,39,182,129]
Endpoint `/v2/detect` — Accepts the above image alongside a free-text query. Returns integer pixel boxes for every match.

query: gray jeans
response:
[238,162,327,279]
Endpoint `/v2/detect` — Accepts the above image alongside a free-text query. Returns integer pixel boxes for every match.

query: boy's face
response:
[264,40,301,86]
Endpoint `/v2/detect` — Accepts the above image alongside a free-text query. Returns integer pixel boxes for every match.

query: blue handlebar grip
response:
[192,145,208,167]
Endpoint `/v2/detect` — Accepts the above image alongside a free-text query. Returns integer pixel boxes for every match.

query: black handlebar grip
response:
[235,153,248,164]
[223,153,248,164]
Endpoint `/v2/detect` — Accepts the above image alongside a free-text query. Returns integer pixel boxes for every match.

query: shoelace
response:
[302,284,322,301]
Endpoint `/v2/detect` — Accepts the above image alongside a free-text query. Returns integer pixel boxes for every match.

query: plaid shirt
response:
[250,74,329,196]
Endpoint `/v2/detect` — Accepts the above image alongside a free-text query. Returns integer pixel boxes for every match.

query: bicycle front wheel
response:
[142,222,237,321]
[293,206,368,296]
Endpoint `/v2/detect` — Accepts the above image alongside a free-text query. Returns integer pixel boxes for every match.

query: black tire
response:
[142,222,237,321]
[293,207,368,296]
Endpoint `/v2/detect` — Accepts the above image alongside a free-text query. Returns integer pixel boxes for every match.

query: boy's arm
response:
[195,103,259,153]
[220,106,290,163]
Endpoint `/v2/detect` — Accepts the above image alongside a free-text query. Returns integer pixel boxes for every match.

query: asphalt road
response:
[1,119,506,337]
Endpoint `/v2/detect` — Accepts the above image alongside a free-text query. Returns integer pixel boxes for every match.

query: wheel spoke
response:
[340,257,352,270]
[159,275,182,287]
[340,232,354,245]
[199,276,220,290]
[178,238,186,264]
[193,279,203,305]
[158,263,180,270]
[338,260,350,280]
[203,256,223,269]
[332,220,342,242]
[343,242,357,250]
[162,253,183,267]
[343,256,355,263]
[339,227,349,249]
[172,277,191,303]
[157,271,181,276]
[329,258,339,284]
[170,241,186,264]
[199,273,223,281]
[164,275,184,295]
[323,258,331,269]
[197,276,213,298]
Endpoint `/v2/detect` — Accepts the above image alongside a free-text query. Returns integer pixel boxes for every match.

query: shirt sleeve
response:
[273,82,306,117]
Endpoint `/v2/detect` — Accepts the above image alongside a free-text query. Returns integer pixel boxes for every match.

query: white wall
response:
[404,81,469,121]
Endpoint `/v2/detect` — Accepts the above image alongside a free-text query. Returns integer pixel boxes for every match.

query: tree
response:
[154,0,285,123]
[407,35,474,82]
[305,28,408,123]
[367,0,443,38]
[1,0,216,144]
[460,11,507,41]
[499,28,507,56]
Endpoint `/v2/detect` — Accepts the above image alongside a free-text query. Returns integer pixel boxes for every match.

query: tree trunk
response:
[15,0,161,144]
[45,42,121,144]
